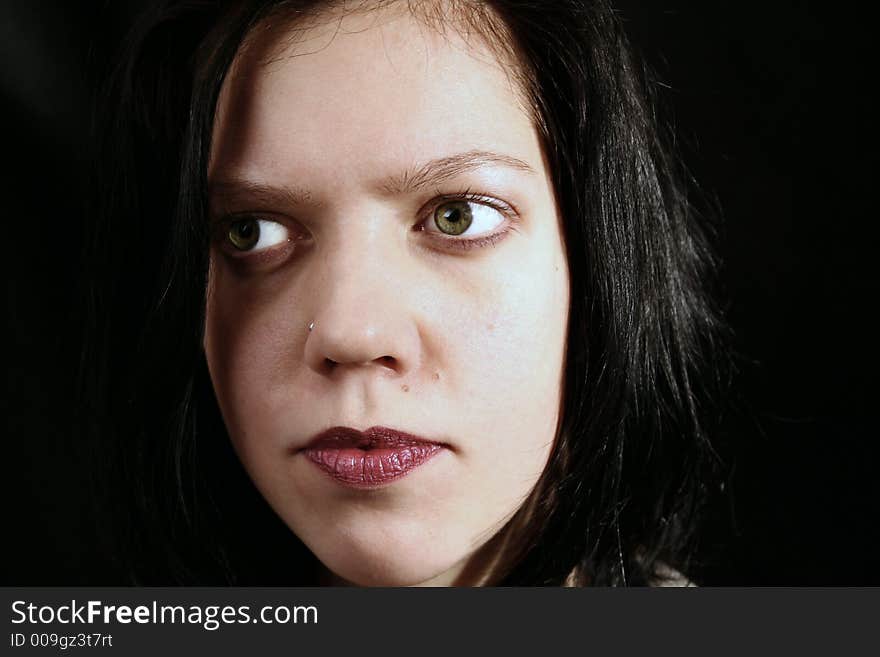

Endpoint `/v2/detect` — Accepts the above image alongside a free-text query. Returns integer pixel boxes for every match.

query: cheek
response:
[442,243,570,492]
[204,260,308,445]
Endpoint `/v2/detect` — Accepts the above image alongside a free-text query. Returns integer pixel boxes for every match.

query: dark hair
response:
[83,0,729,585]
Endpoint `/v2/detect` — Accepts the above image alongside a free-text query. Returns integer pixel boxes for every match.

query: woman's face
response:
[205,5,569,586]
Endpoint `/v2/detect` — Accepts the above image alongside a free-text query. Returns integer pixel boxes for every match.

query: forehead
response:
[209,4,542,184]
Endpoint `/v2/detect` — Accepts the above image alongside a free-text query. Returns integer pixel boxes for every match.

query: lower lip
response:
[303,444,444,488]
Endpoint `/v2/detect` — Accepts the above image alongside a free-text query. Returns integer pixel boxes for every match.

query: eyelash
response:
[212,189,520,256]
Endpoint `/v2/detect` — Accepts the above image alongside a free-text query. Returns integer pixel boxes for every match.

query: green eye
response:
[228,218,260,251]
[433,201,473,236]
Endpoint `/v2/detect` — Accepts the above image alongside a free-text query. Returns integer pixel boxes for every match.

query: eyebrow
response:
[377,149,536,194]
[209,149,535,208]
[208,179,317,210]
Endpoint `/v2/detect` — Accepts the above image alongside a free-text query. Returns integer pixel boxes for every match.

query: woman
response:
[85,0,728,586]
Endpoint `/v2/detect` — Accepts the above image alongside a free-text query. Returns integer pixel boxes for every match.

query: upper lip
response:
[302,425,446,451]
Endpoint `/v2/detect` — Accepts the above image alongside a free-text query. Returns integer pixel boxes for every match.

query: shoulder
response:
[562,561,696,587]
[649,561,696,587]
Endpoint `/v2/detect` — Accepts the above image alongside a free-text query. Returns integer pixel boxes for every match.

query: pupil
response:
[444,208,461,223]
[237,222,254,238]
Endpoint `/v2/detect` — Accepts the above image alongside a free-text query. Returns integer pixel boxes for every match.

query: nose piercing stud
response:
[308,321,315,332]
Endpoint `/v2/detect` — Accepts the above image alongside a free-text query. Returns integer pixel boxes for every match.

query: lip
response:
[300,426,446,488]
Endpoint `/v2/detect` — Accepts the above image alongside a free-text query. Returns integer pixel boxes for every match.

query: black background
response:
[3,1,876,584]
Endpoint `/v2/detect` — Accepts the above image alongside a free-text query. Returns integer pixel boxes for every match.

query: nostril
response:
[318,356,397,372]
[378,356,399,370]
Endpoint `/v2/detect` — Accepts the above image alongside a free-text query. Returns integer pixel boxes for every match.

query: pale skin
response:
[204,5,570,586]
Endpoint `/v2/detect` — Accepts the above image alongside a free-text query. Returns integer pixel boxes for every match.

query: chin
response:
[325,558,452,587]
[306,525,468,587]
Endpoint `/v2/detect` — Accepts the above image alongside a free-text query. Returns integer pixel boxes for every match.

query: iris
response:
[434,201,473,235]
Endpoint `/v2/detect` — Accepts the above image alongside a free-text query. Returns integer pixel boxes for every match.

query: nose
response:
[303,247,421,379]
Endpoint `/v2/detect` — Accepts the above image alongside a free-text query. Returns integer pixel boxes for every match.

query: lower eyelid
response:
[216,238,300,269]
[424,223,516,252]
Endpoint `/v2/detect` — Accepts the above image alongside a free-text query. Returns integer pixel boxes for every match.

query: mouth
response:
[300,426,447,488]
